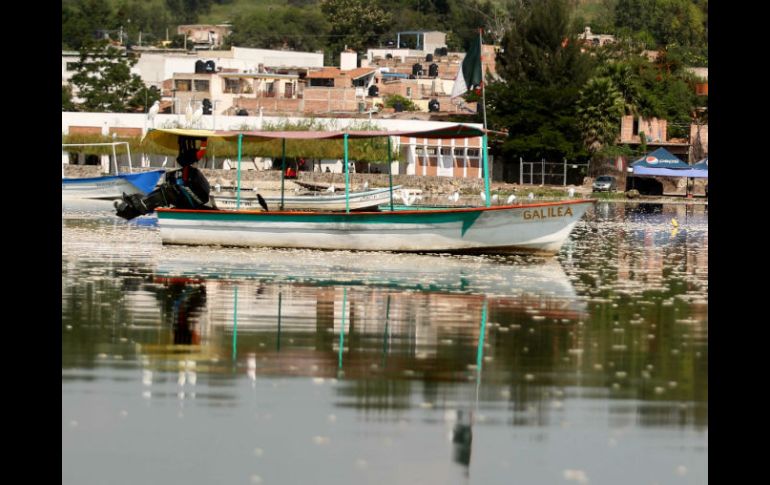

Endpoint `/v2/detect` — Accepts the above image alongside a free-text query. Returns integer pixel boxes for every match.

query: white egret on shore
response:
[528,192,534,200]
[192,105,203,126]
[507,194,516,204]
[326,185,335,193]
[147,100,160,128]
[401,189,417,206]
[185,102,193,127]
[491,193,499,203]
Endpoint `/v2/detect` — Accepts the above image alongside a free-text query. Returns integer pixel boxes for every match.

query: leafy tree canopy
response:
[69,41,150,113]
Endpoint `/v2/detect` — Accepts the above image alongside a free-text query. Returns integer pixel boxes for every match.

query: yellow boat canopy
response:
[142,125,499,151]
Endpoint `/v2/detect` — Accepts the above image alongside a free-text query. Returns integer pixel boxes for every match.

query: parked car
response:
[592,175,617,192]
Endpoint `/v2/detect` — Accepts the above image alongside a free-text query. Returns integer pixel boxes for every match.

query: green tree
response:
[164,0,212,25]
[114,0,172,47]
[598,62,642,115]
[384,94,418,112]
[69,41,149,112]
[320,0,392,55]
[62,0,114,50]
[576,77,626,159]
[487,0,594,165]
[230,6,329,52]
[497,0,594,87]
[62,85,76,112]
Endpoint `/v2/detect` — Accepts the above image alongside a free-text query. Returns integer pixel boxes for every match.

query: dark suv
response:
[592,175,617,192]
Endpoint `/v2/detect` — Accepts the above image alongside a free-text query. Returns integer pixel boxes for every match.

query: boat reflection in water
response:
[125,250,583,474]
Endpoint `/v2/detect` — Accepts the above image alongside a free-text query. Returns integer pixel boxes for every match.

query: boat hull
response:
[62,170,166,200]
[157,200,594,255]
[211,186,400,211]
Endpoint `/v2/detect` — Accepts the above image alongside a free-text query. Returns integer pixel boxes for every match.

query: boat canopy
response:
[143,125,491,151]
[142,124,495,212]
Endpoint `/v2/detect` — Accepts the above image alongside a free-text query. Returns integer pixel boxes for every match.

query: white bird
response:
[185,101,193,127]
[401,189,416,206]
[161,156,168,167]
[491,194,499,203]
[568,187,575,198]
[363,181,369,190]
[448,191,460,203]
[326,184,336,193]
[507,194,516,204]
[528,192,534,200]
[192,105,203,126]
[147,100,160,128]
[480,192,486,202]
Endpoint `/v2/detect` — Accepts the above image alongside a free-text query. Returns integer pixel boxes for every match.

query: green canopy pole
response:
[236,134,243,209]
[280,138,286,210]
[476,300,488,371]
[276,292,282,351]
[387,136,394,211]
[232,286,239,361]
[344,133,350,213]
[338,288,347,369]
[482,133,490,207]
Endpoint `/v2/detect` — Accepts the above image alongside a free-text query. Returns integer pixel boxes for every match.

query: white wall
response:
[232,47,323,68]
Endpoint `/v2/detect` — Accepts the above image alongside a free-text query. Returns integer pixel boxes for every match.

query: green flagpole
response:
[344,133,350,213]
[478,29,491,208]
[482,134,490,207]
[387,136,394,211]
[236,134,243,209]
[280,138,286,210]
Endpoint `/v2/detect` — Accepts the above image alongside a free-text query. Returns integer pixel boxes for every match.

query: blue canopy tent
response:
[629,148,708,196]
[631,148,709,178]
[691,157,708,178]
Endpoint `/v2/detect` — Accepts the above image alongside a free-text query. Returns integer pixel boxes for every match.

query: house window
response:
[175,79,191,92]
[425,147,437,156]
[193,80,210,92]
[453,148,465,156]
[440,147,452,156]
[224,78,240,93]
[406,87,412,97]
[467,149,480,157]
[633,117,639,135]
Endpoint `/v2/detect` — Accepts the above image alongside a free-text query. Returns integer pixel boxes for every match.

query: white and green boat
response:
[145,127,594,255]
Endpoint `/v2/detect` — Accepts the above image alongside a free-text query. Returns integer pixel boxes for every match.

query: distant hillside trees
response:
[230,6,329,52]
[320,0,392,54]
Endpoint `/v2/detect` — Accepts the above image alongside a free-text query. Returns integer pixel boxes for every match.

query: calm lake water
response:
[62,202,707,485]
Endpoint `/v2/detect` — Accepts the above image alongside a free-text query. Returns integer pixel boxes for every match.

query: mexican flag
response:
[450,36,483,98]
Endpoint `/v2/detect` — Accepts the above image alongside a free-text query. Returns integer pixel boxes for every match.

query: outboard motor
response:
[114,136,213,220]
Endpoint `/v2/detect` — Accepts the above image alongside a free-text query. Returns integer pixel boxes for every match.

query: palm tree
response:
[599,62,642,116]
[576,77,626,158]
